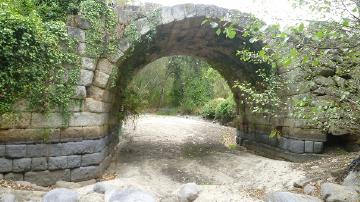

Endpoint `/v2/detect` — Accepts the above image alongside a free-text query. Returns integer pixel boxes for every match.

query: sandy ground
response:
[103,114,306,201]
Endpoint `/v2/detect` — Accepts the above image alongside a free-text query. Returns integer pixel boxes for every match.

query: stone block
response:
[67,155,81,168]
[67,15,91,30]
[13,158,31,172]
[77,42,86,55]
[72,86,86,99]
[0,129,60,144]
[0,113,31,129]
[160,7,174,24]
[48,156,68,170]
[117,39,131,52]
[5,145,26,158]
[81,150,107,166]
[61,126,107,140]
[88,86,114,103]
[46,143,64,157]
[60,128,83,142]
[109,49,124,63]
[31,113,64,128]
[62,140,97,155]
[288,139,305,154]
[314,142,324,153]
[31,157,48,171]
[97,58,114,75]
[25,170,70,186]
[93,71,110,89]
[26,144,46,157]
[304,141,314,153]
[78,69,94,86]
[82,57,96,71]
[84,98,111,113]
[69,112,108,127]
[70,166,100,181]
[67,27,85,42]
[94,138,107,152]
[0,158,12,172]
[0,145,4,156]
[4,173,23,181]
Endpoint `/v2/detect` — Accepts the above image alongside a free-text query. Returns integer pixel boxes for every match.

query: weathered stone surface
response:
[79,192,103,202]
[0,158,12,172]
[0,145,5,157]
[88,86,114,103]
[49,156,68,170]
[84,98,111,113]
[304,184,317,195]
[93,182,116,194]
[314,76,335,87]
[79,69,94,86]
[31,113,64,128]
[26,144,46,157]
[25,170,70,186]
[314,142,324,153]
[265,191,322,202]
[43,188,79,202]
[67,27,85,42]
[55,181,81,189]
[1,193,16,202]
[305,141,314,153]
[109,49,124,63]
[81,150,106,166]
[62,140,97,155]
[67,155,81,168]
[0,129,60,143]
[72,86,87,99]
[82,57,96,71]
[70,166,100,181]
[177,183,201,202]
[93,70,110,88]
[69,112,108,127]
[0,113,31,129]
[13,158,31,172]
[4,173,23,181]
[288,139,305,154]
[342,171,360,187]
[60,127,83,142]
[107,188,155,202]
[68,15,91,30]
[78,42,86,54]
[31,157,48,171]
[320,183,359,202]
[46,143,63,157]
[61,126,107,140]
[97,58,114,75]
[5,145,26,158]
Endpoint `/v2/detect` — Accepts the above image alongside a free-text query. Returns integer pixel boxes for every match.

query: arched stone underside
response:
[0,4,327,185]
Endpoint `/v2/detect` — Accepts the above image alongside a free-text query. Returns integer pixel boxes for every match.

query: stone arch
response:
[0,4,327,185]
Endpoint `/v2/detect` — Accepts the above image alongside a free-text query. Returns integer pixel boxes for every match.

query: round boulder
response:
[177,183,201,202]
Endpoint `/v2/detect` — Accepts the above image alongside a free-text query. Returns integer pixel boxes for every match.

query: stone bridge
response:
[0,3,339,185]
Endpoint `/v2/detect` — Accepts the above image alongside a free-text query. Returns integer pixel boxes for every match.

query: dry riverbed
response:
[0,114,358,201]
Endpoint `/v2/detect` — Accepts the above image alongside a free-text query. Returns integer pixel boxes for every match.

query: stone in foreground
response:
[265,191,322,202]
[177,183,201,202]
[106,188,155,202]
[320,183,359,202]
[1,193,16,202]
[43,188,79,202]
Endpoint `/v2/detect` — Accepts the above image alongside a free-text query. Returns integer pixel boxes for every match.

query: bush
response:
[215,97,236,123]
[201,98,225,119]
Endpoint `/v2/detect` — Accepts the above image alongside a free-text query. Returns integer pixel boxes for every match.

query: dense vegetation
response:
[127,56,236,123]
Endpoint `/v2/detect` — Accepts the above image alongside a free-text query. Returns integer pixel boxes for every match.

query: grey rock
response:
[342,171,360,187]
[81,57,96,71]
[67,155,81,168]
[304,141,314,153]
[107,188,155,202]
[1,193,16,202]
[81,150,106,166]
[304,184,317,195]
[0,145,5,157]
[177,183,201,202]
[279,137,289,150]
[73,86,87,99]
[79,192,103,202]
[31,157,48,171]
[4,173,23,181]
[70,166,100,181]
[79,69,94,87]
[24,170,70,186]
[314,76,335,87]
[48,156,68,170]
[288,139,305,154]
[321,183,359,202]
[43,188,79,202]
[314,142,324,153]
[55,181,81,189]
[93,182,116,194]
[265,191,322,202]
[5,145,26,158]
[67,27,85,42]
[46,143,63,157]
[13,158,31,172]
[62,140,97,155]
[26,144,46,157]
[0,158,12,172]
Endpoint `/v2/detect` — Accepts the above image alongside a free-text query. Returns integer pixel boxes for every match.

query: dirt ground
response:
[104,114,307,201]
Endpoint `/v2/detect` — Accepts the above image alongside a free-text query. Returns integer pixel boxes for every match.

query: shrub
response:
[214,97,236,123]
[201,98,225,119]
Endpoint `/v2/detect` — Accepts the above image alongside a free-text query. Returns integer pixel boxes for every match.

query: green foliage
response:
[214,97,236,123]
[0,0,80,120]
[201,98,225,119]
